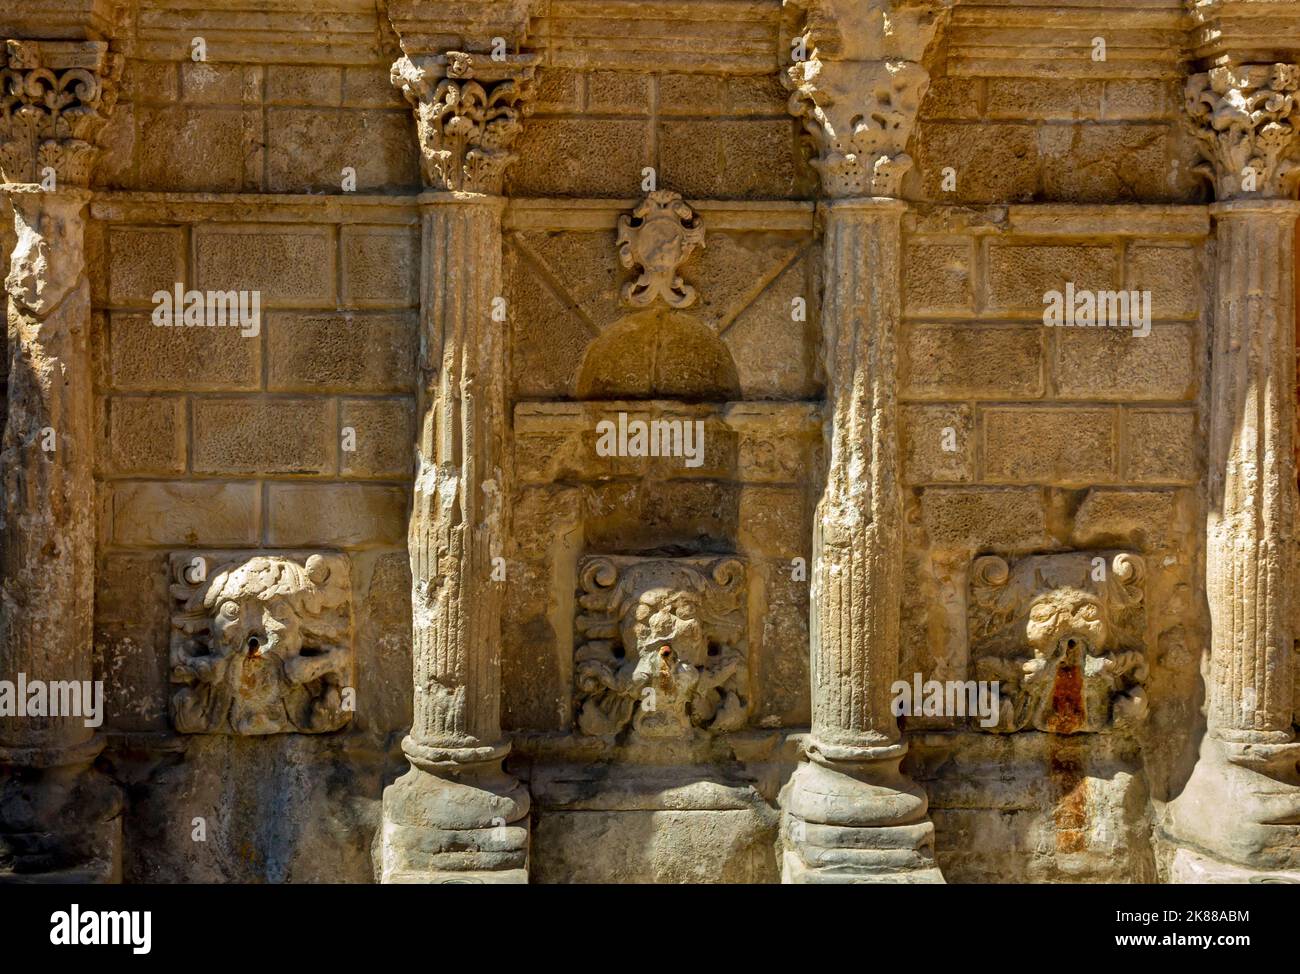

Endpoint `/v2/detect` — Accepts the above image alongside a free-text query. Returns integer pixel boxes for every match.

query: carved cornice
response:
[782,0,950,199]
[947,1,1184,81]
[0,39,121,188]
[1187,0,1300,68]
[391,50,536,195]
[0,0,123,44]
[1185,62,1300,200]
[387,0,537,57]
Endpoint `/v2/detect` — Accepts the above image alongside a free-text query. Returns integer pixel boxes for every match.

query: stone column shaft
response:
[1205,202,1300,743]
[1,189,96,757]
[0,37,122,883]
[777,0,948,884]
[408,196,508,753]
[380,49,533,883]
[811,199,906,751]
[781,198,939,883]
[1166,61,1300,879]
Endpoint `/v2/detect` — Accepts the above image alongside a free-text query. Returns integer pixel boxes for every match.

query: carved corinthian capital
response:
[0,39,122,188]
[391,50,536,194]
[1185,63,1300,200]
[783,0,948,198]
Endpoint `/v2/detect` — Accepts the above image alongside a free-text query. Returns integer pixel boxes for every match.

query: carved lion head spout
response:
[575,556,748,741]
[168,553,354,735]
[971,553,1148,735]
[1025,588,1107,662]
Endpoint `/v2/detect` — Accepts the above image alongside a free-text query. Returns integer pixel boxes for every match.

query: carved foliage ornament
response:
[969,552,1148,735]
[1185,63,1300,200]
[616,191,705,308]
[0,40,122,187]
[575,556,748,740]
[786,58,931,198]
[781,0,946,198]
[169,552,354,735]
[391,51,535,194]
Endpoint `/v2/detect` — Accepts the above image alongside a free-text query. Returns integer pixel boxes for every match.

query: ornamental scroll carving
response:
[168,552,354,735]
[1185,63,1300,200]
[390,50,536,193]
[574,555,748,740]
[969,552,1149,734]
[616,191,705,308]
[0,39,122,187]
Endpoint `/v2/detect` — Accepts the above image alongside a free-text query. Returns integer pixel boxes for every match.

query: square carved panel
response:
[168,551,354,735]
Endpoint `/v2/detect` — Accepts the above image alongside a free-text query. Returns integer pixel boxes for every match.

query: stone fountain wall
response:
[2,0,1299,884]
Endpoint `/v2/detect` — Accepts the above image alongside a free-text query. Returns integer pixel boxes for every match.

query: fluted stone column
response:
[380,50,534,883]
[0,38,122,882]
[778,0,947,883]
[1166,62,1300,880]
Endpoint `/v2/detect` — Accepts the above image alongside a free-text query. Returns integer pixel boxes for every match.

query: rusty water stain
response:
[1046,663,1083,734]
[240,645,265,693]
[1046,657,1089,853]
[1050,748,1087,853]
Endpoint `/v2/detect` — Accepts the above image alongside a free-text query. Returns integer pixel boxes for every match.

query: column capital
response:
[1184,62,1300,201]
[0,38,122,189]
[782,0,951,199]
[391,50,537,195]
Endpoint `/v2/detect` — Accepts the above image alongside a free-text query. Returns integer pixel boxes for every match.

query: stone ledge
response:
[506,197,816,232]
[906,203,1210,238]
[514,399,821,432]
[947,1,1186,80]
[89,191,419,225]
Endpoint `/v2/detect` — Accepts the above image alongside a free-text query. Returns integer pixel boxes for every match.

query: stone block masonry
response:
[0,0,1298,890]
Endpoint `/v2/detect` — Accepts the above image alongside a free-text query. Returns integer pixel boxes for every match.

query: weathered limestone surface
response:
[1159,29,1300,878]
[379,48,534,883]
[1164,194,1300,876]
[3,0,1300,885]
[780,198,942,883]
[0,37,122,882]
[778,0,948,884]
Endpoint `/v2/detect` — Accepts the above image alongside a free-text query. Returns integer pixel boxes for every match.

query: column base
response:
[379,738,531,884]
[1164,734,1300,874]
[780,742,944,884]
[0,741,122,884]
[1168,848,1300,884]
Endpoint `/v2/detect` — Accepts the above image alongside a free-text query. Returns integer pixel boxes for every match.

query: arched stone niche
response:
[575,308,741,402]
[503,199,820,748]
[506,347,820,733]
